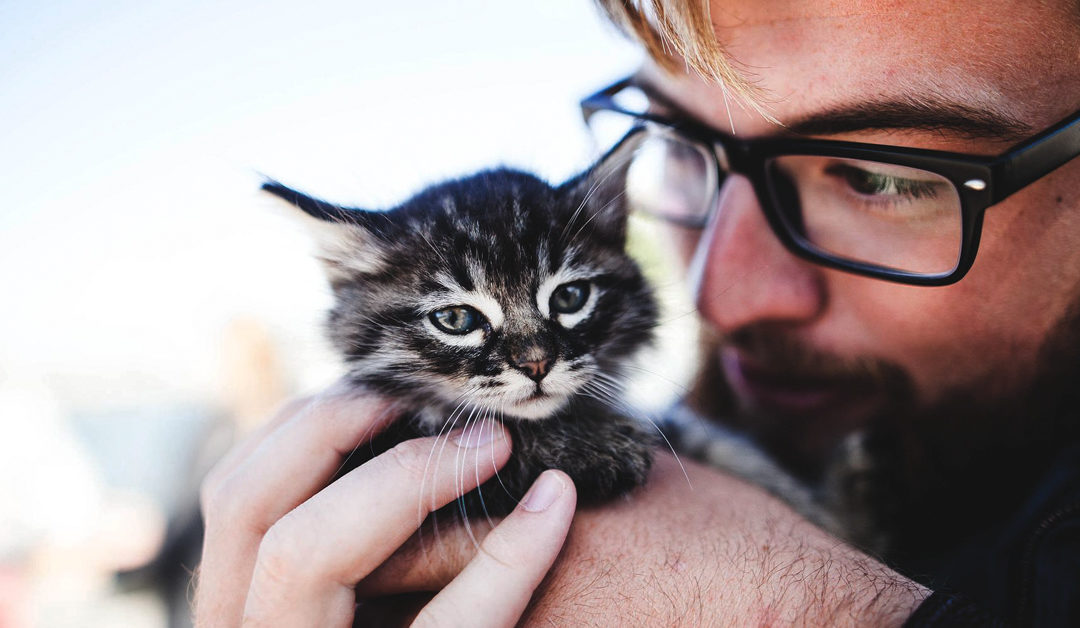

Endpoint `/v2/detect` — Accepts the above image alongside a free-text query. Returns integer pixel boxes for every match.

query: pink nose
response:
[513,357,552,382]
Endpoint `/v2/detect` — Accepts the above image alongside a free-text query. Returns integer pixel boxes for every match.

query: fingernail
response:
[521,471,565,512]
[453,421,499,448]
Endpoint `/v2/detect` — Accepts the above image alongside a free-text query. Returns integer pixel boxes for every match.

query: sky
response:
[0,10,697,622]
[0,0,642,409]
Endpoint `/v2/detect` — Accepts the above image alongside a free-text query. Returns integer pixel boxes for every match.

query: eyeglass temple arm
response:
[579,77,636,125]
[993,111,1080,203]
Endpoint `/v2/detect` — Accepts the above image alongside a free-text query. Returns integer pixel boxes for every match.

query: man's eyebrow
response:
[632,73,1034,143]
[784,97,1034,142]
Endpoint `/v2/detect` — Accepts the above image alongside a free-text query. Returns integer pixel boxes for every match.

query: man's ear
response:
[261,180,388,281]
[558,149,633,247]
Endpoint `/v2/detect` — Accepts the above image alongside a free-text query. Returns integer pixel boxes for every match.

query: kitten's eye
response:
[429,306,484,335]
[550,281,591,314]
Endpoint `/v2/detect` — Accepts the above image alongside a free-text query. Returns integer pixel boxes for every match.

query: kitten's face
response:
[267,167,656,421]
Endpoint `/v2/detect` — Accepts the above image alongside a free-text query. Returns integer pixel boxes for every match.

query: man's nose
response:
[692,175,826,333]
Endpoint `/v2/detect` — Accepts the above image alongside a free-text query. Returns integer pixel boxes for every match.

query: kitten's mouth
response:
[503,389,570,420]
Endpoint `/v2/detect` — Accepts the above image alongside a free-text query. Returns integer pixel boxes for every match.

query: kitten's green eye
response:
[550,281,591,314]
[429,306,484,335]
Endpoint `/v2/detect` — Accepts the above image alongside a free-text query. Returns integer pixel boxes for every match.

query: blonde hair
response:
[593,0,768,112]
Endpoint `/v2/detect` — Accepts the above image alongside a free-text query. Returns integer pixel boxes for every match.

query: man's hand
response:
[194,386,577,627]
[364,451,930,625]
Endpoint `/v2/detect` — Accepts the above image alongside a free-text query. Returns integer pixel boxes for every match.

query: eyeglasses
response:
[580,76,1080,286]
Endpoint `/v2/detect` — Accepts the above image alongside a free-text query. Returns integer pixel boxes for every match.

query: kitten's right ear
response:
[559,150,634,247]
[261,180,387,281]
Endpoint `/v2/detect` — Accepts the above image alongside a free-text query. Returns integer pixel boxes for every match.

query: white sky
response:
[0,1,641,409]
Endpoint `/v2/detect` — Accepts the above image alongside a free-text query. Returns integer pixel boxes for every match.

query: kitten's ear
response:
[262,180,388,282]
[559,154,632,246]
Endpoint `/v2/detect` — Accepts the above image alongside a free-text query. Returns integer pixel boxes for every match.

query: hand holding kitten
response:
[363,452,929,626]
[194,384,576,627]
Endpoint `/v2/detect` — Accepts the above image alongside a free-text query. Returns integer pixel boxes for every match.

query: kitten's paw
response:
[570,440,653,505]
[544,417,656,505]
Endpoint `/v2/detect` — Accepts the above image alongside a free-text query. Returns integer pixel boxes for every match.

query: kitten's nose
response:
[512,355,552,382]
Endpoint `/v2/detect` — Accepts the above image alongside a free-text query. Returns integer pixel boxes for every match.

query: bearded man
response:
[195,1,1080,625]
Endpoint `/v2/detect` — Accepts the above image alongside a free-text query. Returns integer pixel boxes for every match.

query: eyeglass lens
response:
[593,113,965,276]
[765,156,963,274]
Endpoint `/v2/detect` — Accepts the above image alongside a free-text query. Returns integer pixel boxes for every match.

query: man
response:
[195,0,1080,625]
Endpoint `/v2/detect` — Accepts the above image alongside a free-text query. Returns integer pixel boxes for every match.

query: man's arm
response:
[366,452,930,625]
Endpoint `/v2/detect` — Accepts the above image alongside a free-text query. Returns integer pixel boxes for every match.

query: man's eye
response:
[826,164,940,200]
[550,281,591,314]
[429,306,484,334]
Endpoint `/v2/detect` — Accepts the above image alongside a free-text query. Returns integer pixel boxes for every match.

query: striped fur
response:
[264,164,659,514]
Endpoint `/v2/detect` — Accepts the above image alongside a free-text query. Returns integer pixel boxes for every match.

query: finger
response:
[412,470,576,628]
[196,390,396,627]
[242,419,513,626]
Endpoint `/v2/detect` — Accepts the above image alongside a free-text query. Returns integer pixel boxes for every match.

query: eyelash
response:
[826,164,942,202]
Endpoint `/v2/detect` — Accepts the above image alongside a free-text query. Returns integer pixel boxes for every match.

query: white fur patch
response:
[349,347,420,377]
[502,393,572,420]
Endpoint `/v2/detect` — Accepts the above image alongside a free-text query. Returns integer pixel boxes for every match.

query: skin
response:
[195,0,1080,624]
[194,387,576,627]
[671,1,1080,466]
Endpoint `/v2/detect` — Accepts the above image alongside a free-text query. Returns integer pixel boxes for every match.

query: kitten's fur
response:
[264,163,659,516]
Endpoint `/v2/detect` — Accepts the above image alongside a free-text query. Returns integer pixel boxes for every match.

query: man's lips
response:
[720,347,859,415]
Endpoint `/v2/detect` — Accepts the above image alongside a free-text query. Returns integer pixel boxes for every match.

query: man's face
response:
[644,0,1080,472]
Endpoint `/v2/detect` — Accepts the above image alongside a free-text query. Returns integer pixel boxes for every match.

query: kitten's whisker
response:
[568,190,627,246]
[582,380,693,490]
[453,405,483,553]
[472,410,498,532]
[587,367,695,445]
[471,405,516,563]
[616,363,693,396]
[426,391,481,552]
[486,405,518,510]
[453,404,480,505]
[598,365,714,440]
[418,387,480,550]
[562,170,606,244]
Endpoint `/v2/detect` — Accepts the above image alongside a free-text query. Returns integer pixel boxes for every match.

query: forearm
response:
[521,454,929,626]
[363,450,929,624]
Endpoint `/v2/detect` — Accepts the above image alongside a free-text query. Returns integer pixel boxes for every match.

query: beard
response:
[687,299,1080,561]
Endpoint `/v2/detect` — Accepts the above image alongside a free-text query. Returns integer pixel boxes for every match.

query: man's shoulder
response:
[1006,440,1080,626]
[918,440,1080,626]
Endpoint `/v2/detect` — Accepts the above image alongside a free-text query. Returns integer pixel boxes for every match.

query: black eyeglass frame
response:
[581,76,1080,286]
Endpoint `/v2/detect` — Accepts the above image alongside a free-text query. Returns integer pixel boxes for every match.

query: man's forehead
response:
[707,0,1078,34]
[643,0,1080,146]
[708,0,938,28]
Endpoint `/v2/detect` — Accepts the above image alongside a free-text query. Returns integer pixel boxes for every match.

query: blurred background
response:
[0,1,700,625]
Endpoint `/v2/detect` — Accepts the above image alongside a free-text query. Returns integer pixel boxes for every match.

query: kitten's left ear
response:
[262,180,388,282]
[559,154,632,246]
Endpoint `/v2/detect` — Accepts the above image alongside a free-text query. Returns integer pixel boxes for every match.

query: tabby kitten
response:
[264,162,658,516]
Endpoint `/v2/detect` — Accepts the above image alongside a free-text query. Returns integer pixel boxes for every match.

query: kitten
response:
[263,161,659,516]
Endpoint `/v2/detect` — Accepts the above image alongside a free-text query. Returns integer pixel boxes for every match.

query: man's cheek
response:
[828,280,958,395]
